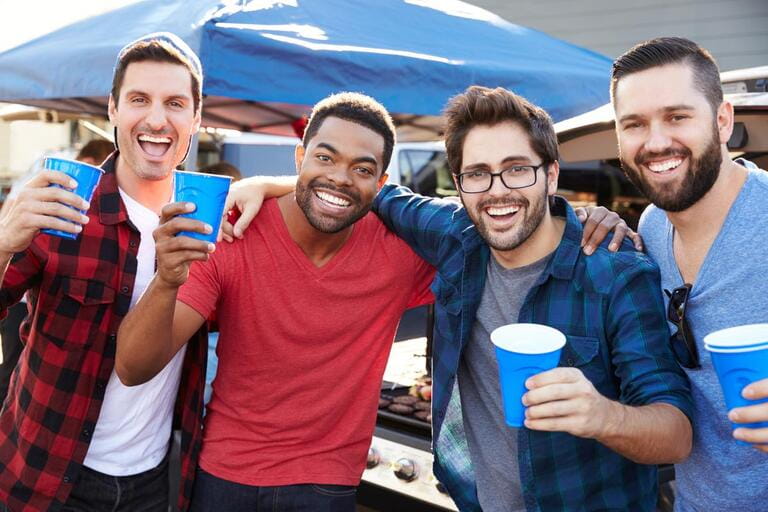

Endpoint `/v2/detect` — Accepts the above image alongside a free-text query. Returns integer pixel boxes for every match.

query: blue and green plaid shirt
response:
[374,185,693,512]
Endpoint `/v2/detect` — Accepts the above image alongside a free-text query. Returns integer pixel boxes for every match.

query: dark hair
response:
[303,92,396,172]
[198,161,242,181]
[112,38,202,113]
[611,37,722,112]
[75,139,115,164]
[443,86,558,175]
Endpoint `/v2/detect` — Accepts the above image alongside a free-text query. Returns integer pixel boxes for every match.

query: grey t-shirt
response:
[458,252,552,512]
[639,162,768,512]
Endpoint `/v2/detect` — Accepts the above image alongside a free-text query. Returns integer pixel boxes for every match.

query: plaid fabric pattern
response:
[0,154,205,512]
[374,185,693,512]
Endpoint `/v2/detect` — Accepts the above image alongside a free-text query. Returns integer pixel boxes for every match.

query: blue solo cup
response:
[41,157,104,239]
[704,324,768,435]
[491,324,566,428]
[173,170,232,243]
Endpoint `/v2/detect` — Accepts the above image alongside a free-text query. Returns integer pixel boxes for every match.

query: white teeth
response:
[138,134,171,144]
[647,159,682,173]
[487,205,520,216]
[316,190,350,207]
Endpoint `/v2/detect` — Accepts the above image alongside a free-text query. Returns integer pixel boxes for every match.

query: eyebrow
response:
[618,104,696,123]
[462,155,533,172]
[316,142,379,166]
[123,89,192,102]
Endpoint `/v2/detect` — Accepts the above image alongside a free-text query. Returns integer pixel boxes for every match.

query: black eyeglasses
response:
[664,283,700,369]
[456,163,546,194]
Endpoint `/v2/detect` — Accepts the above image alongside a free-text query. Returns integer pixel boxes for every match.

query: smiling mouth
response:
[485,204,521,219]
[314,189,351,209]
[137,134,172,158]
[644,157,684,174]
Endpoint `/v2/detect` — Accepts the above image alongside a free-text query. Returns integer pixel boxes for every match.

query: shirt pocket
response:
[559,335,613,395]
[37,277,116,350]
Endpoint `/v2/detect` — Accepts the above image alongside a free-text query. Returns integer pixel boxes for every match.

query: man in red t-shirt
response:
[116,93,434,511]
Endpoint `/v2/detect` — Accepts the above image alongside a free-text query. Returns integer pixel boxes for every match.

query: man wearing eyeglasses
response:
[612,37,768,512]
[371,85,693,511]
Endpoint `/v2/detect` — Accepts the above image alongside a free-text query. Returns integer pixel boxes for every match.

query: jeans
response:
[190,467,357,512]
[61,452,169,512]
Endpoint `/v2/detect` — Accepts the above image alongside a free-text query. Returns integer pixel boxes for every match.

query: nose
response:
[644,121,673,154]
[486,171,510,197]
[145,103,168,132]
[326,165,353,187]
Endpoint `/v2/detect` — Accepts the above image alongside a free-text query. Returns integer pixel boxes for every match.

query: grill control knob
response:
[393,458,418,481]
[366,447,380,469]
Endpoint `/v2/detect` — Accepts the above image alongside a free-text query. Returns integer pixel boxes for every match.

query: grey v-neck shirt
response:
[639,162,768,512]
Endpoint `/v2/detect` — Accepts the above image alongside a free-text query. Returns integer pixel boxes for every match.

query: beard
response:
[466,185,549,251]
[295,177,370,233]
[620,125,722,212]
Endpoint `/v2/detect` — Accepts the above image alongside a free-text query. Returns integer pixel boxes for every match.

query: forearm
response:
[115,276,181,386]
[598,401,692,464]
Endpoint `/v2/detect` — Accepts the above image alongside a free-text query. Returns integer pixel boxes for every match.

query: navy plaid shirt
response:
[374,185,693,512]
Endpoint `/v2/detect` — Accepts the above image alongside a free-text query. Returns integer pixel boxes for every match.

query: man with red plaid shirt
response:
[0,33,206,512]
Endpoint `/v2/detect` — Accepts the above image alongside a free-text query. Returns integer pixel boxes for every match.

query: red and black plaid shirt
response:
[0,154,206,512]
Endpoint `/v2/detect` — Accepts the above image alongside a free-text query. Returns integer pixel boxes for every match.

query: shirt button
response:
[121,286,130,294]
[129,240,137,248]
[81,428,91,439]
[567,358,575,366]
[63,476,71,483]
[108,334,117,342]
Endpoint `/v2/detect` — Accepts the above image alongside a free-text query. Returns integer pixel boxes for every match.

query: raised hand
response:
[522,367,616,438]
[0,170,90,254]
[154,202,214,288]
[730,378,768,453]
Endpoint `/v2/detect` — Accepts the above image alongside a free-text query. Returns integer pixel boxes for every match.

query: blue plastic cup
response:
[491,324,566,428]
[41,157,104,239]
[173,170,232,243]
[704,324,768,435]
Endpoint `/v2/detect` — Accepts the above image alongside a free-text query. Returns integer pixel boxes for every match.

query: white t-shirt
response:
[82,188,187,476]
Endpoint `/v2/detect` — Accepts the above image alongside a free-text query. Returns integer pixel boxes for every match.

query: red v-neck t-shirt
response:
[178,198,435,486]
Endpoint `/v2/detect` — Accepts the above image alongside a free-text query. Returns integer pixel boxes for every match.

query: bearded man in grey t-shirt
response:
[611,37,768,512]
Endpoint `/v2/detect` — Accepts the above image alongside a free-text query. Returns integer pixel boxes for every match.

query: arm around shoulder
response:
[372,184,463,266]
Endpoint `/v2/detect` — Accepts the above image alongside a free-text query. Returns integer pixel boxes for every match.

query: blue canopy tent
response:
[0,0,612,139]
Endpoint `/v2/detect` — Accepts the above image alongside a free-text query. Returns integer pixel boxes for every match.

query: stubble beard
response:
[295,178,369,233]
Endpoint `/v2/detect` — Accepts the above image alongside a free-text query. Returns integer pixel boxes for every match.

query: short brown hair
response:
[611,37,722,113]
[303,92,396,173]
[198,161,242,181]
[112,36,203,113]
[75,139,115,165]
[443,86,558,175]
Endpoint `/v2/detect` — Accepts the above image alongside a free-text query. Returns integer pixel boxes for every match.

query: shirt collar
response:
[544,196,583,281]
[96,152,130,226]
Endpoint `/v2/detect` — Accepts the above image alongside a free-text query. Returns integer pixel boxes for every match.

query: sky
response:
[0,0,140,53]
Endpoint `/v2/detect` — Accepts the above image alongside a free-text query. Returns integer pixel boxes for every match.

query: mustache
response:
[477,196,529,210]
[308,178,361,203]
[634,147,691,167]
[136,126,173,137]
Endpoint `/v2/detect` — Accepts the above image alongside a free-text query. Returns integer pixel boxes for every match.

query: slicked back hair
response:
[112,35,203,113]
[611,37,722,113]
[303,92,396,173]
[443,86,558,175]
